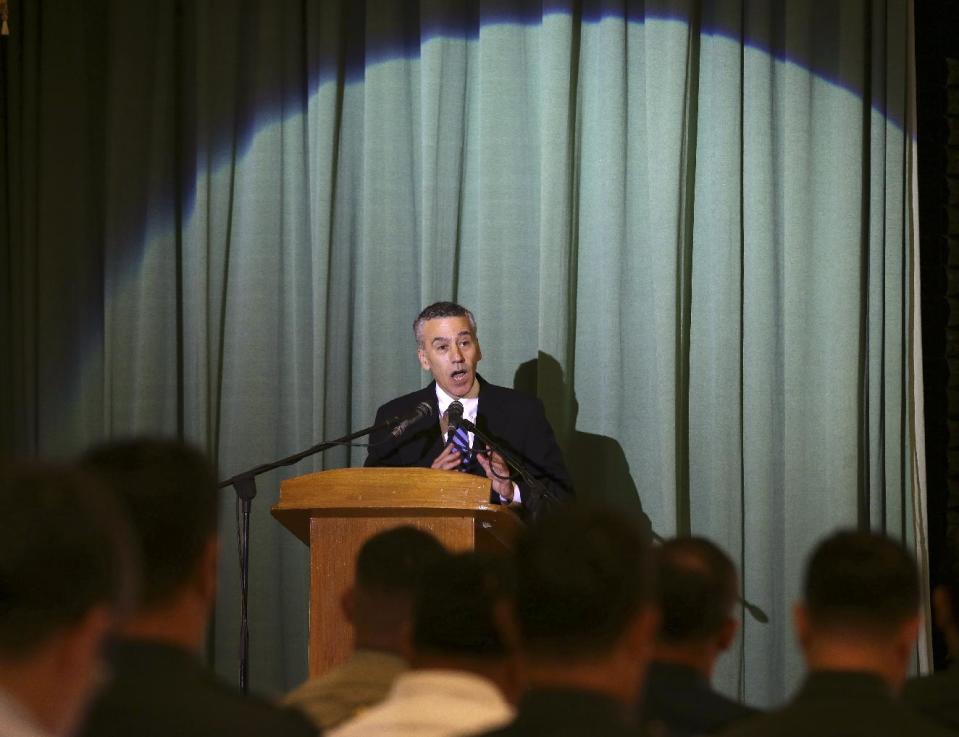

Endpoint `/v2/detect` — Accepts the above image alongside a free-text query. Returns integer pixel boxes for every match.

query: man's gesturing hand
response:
[430,443,461,471]
[477,450,514,501]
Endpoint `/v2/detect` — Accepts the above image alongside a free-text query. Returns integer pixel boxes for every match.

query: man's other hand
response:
[430,443,461,471]
[477,450,513,501]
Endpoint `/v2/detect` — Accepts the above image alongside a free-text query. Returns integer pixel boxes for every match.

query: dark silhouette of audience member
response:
[286,526,448,730]
[77,439,316,737]
[0,462,137,737]
[724,530,952,737]
[331,553,518,737]
[480,505,658,737]
[640,537,757,736]
[903,527,959,729]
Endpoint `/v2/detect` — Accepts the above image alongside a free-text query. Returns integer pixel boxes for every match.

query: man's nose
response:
[450,344,463,362]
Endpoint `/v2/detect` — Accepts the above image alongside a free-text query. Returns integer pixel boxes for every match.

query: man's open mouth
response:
[451,369,468,381]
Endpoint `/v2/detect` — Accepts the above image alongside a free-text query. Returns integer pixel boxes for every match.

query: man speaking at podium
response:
[365,301,573,511]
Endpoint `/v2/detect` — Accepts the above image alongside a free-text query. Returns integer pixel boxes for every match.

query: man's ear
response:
[716,616,739,652]
[474,338,482,363]
[417,346,430,371]
[341,586,356,624]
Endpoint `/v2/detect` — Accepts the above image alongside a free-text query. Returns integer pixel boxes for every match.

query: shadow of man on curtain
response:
[513,353,653,541]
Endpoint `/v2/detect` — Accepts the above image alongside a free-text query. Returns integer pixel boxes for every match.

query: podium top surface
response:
[272,467,516,545]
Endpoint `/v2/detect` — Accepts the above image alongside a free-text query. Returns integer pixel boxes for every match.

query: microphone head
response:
[446,400,464,427]
[389,401,435,439]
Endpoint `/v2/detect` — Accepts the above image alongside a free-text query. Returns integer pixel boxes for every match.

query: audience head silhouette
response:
[78,438,316,737]
[513,504,658,704]
[82,438,218,608]
[655,537,739,673]
[347,525,448,656]
[0,462,137,737]
[411,552,519,698]
[796,530,920,690]
[658,536,738,646]
[81,438,220,652]
[313,550,518,737]
[638,536,758,737]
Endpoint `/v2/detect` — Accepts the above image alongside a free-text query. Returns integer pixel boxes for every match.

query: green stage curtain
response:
[1,0,922,706]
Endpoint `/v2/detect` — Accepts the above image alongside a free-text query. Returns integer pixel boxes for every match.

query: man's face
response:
[417,316,481,397]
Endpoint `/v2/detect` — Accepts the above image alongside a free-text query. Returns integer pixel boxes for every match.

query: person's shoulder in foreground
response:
[77,438,316,737]
[84,639,316,737]
[482,689,642,737]
[722,671,956,737]
[723,530,954,737]
[905,667,959,731]
[478,504,657,737]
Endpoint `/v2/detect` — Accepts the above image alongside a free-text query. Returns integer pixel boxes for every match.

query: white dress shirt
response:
[330,669,513,737]
[434,384,521,504]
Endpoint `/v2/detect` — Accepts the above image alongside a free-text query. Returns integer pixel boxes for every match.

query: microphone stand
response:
[217,417,393,693]
[458,418,564,518]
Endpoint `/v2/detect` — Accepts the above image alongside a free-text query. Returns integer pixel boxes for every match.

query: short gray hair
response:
[413,302,477,347]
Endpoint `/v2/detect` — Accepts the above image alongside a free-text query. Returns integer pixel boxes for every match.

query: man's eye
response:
[436,345,448,352]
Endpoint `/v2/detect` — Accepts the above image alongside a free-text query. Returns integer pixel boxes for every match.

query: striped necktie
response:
[446,401,473,469]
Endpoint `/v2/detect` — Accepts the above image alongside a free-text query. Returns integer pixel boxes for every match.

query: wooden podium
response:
[271,467,523,677]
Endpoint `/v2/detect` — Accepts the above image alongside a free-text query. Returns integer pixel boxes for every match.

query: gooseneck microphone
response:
[446,400,464,444]
[390,401,434,439]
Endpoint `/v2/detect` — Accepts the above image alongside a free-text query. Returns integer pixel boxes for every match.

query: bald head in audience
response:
[640,537,756,736]
[654,536,739,676]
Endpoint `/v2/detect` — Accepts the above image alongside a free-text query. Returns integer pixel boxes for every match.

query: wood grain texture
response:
[273,467,494,543]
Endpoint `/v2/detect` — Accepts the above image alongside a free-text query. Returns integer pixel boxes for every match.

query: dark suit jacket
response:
[79,639,318,737]
[365,377,573,510]
[721,671,955,737]
[480,688,643,737]
[904,667,959,731]
[640,661,757,737]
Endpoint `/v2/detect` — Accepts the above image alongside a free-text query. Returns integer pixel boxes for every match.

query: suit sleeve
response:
[364,404,394,467]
